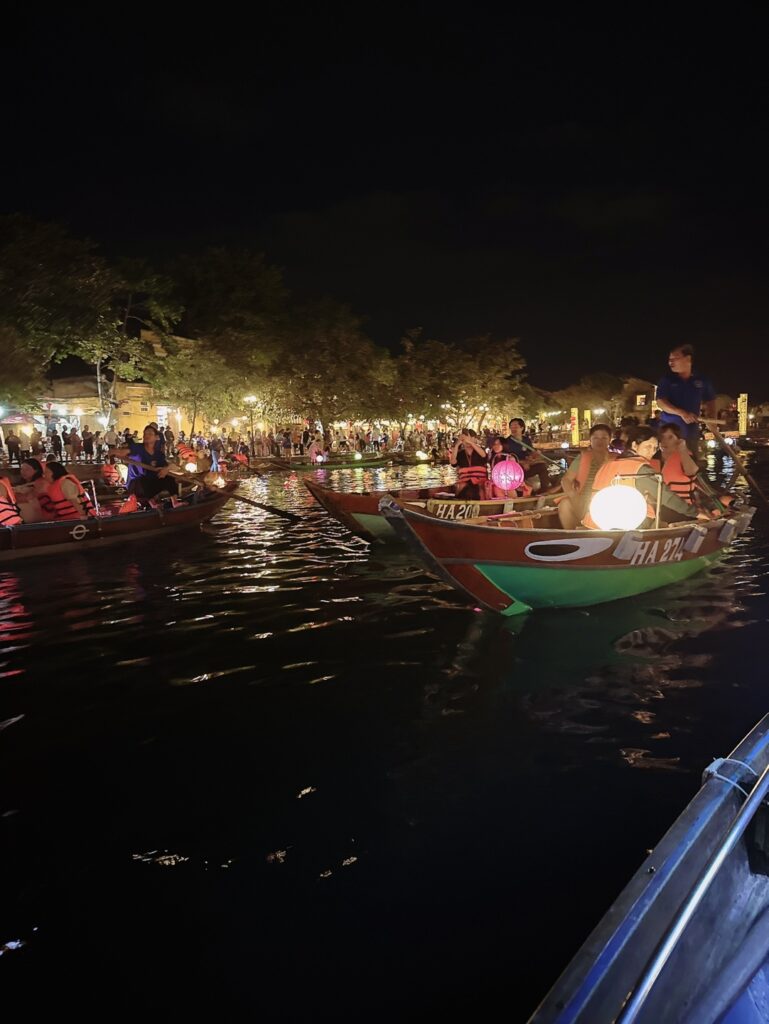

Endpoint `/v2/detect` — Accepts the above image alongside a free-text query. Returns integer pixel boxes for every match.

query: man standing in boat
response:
[655,344,716,457]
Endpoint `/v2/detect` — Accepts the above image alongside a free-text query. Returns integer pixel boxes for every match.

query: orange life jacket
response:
[102,463,122,487]
[46,475,97,520]
[0,477,22,527]
[456,463,489,486]
[582,457,656,529]
[575,448,617,489]
[177,444,196,462]
[652,450,695,503]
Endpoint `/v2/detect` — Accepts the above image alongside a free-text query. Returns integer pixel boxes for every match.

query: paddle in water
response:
[704,421,769,512]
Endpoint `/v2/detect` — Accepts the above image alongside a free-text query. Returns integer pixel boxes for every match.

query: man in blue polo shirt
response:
[112,425,171,505]
[656,344,716,452]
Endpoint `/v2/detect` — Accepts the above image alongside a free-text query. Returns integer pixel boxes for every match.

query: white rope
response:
[708,771,751,799]
[721,757,759,777]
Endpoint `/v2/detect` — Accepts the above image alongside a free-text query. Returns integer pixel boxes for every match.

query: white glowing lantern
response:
[561,442,569,449]
[185,462,198,472]
[415,450,429,461]
[588,484,647,531]
[353,451,363,460]
[315,455,325,464]
[724,437,735,446]
[707,439,717,449]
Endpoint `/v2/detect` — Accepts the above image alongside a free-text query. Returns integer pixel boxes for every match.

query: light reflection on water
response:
[0,456,767,1016]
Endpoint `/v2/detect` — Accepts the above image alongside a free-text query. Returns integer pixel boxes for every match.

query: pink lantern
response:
[491,458,525,492]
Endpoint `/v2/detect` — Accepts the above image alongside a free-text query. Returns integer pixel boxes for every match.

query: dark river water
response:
[1,453,767,1019]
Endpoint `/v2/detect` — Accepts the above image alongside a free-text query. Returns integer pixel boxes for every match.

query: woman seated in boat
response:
[43,462,97,520]
[583,426,709,529]
[651,423,699,503]
[112,425,172,506]
[15,458,55,523]
[450,429,489,500]
[558,424,616,529]
[0,475,23,527]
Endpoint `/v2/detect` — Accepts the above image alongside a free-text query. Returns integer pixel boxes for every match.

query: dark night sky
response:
[3,9,769,395]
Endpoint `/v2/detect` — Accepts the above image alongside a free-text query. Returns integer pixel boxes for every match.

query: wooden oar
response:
[123,459,302,522]
[515,438,564,469]
[704,421,769,511]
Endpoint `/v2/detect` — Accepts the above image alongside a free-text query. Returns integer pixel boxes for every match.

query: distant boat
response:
[254,453,393,472]
[530,713,769,1023]
[380,497,755,614]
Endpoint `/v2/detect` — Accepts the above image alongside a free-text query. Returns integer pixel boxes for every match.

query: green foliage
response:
[275,299,393,427]
[146,341,243,435]
[114,258,182,339]
[0,214,115,362]
[0,327,46,409]
[551,373,625,415]
[173,247,287,374]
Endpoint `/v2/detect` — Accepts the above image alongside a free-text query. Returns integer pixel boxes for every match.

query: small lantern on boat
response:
[491,459,525,492]
[315,455,325,464]
[415,450,429,461]
[185,462,198,473]
[354,452,363,461]
[203,471,227,489]
[588,483,647,531]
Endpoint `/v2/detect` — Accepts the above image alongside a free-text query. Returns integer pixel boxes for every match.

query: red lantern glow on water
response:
[491,459,525,491]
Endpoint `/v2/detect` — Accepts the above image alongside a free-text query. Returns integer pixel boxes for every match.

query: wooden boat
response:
[0,483,237,562]
[304,477,562,542]
[380,497,755,614]
[531,713,769,1023]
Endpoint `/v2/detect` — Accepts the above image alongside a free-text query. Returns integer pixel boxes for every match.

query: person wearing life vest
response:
[558,423,616,529]
[450,429,489,499]
[42,461,97,520]
[650,422,699,503]
[583,426,708,530]
[0,476,23,527]
[15,458,55,522]
[101,459,124,488]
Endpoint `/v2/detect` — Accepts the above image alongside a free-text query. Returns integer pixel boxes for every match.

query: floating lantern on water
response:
[354,451,363,460]
[491,459,525,491]
[185,462,198,473]
[707,439,717,449]
[561,442,570,449]
[588,483,647,531]
[315,455,325,464]
[415,450,429,461]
